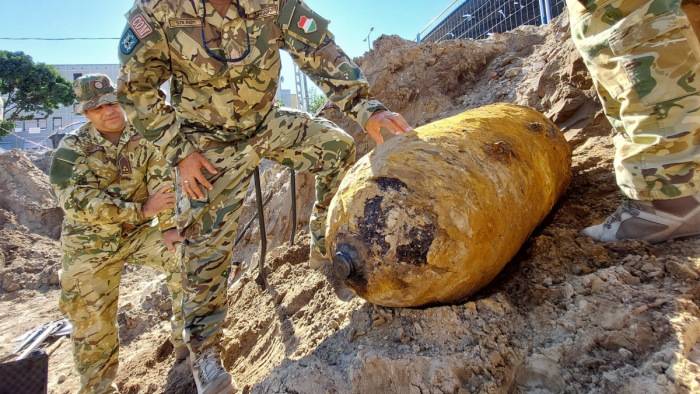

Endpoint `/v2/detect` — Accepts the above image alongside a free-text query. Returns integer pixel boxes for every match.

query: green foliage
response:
[0,121,12,136]
[308,91,327,114]
[0,51,75,137]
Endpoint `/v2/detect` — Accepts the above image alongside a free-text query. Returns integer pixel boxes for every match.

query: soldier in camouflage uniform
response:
[50,74,186,394]
[117,1,411,392]
[567,0,700,243]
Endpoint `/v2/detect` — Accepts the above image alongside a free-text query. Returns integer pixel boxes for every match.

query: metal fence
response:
[418,0,567,43]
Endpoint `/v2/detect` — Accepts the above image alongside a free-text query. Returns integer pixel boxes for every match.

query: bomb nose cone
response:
[332,251,354,280]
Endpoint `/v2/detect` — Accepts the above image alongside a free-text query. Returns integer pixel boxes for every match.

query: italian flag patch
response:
[297,16,317,33]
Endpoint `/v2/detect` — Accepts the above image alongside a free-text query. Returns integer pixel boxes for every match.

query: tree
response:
[0,51,75,137]
[308,90,326,114]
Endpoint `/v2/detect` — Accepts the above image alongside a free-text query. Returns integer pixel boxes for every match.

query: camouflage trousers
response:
[567,0,700,200]
[175,106,355,351]
[59,225,183,394]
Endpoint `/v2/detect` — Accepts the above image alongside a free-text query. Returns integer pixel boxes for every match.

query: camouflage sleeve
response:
[49,137,143,225]
[145,146,177,232]
[117,0,198,167]
[276,0,387,129]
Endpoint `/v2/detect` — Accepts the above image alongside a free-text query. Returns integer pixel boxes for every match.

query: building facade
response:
[1,64,299,151]
[418,0,566,43]
[277,87,300,110]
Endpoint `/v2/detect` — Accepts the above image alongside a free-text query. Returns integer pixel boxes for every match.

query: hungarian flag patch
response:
[297,16,317,33]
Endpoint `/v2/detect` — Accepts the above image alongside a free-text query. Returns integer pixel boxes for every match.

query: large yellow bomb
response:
[326,103,572,307]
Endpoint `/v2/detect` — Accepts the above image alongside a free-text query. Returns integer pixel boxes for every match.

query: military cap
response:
[73,74,118,114]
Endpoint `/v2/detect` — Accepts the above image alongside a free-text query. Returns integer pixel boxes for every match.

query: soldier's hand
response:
[178,152,218,200]
[142,185,176,218]
[162,228,184,252]
[365,111,412,144]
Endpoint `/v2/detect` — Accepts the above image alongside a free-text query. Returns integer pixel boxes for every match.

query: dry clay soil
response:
[1,13,699,394]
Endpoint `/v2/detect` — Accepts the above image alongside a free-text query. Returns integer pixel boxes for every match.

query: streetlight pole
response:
[362,27,375,52]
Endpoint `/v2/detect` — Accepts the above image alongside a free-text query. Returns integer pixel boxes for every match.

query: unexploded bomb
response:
[326,103,572,307]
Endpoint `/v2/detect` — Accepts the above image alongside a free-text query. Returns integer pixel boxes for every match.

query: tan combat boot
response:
[190,346,238,394]
[580,192,700,244]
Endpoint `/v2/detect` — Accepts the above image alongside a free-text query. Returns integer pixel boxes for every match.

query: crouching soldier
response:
[50,74,186,393]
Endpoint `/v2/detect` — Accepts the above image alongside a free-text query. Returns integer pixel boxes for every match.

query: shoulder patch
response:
[50,148,81,186]
[279,0,330,46]
[129,14,154,39]
[120,29,140,55]
[53,147,81,164]
[297,15,317,33]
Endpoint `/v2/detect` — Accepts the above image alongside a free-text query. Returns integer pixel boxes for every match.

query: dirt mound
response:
[23,149,53,176]
[0,12,698,394]
[0,150,63,239]
[0,228,61,293]
[0,151,63,295]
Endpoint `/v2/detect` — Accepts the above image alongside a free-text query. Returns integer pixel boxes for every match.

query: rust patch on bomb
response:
[359,196,391,255]
[482,141,515,163]
[359,179,436,267]
[527,122,545,134]
[375,177,408,192]
[527,121,559,139]
[358,178,409,254]
[396,218,435,266]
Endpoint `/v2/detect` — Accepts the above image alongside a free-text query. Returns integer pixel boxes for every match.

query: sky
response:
[0,0,457,93]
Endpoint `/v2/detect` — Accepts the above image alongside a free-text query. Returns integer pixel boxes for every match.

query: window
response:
[25,120,40,134]
[53,117,62,130]
[38,118,47,131]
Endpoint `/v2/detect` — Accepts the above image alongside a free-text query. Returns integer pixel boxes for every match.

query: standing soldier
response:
[567,0,700,242]
[50,74,186,393]
[117,1,411,393]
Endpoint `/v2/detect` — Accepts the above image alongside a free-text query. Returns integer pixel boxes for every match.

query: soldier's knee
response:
[59,277,82,315]
[333,130,356,163]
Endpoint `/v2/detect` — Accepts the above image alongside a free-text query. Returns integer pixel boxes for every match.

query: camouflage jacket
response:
[50,121,176,253]
[117,0,386,166]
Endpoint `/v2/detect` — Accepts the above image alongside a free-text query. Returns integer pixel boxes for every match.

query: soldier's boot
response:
[580,191,700,244]
[174,344,189,361]
[190,346,238,394]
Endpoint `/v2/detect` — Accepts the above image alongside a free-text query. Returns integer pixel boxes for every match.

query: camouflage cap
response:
[73,74,118,115]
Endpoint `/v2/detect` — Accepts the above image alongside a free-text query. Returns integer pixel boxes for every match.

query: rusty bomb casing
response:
[326,103,572,307]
